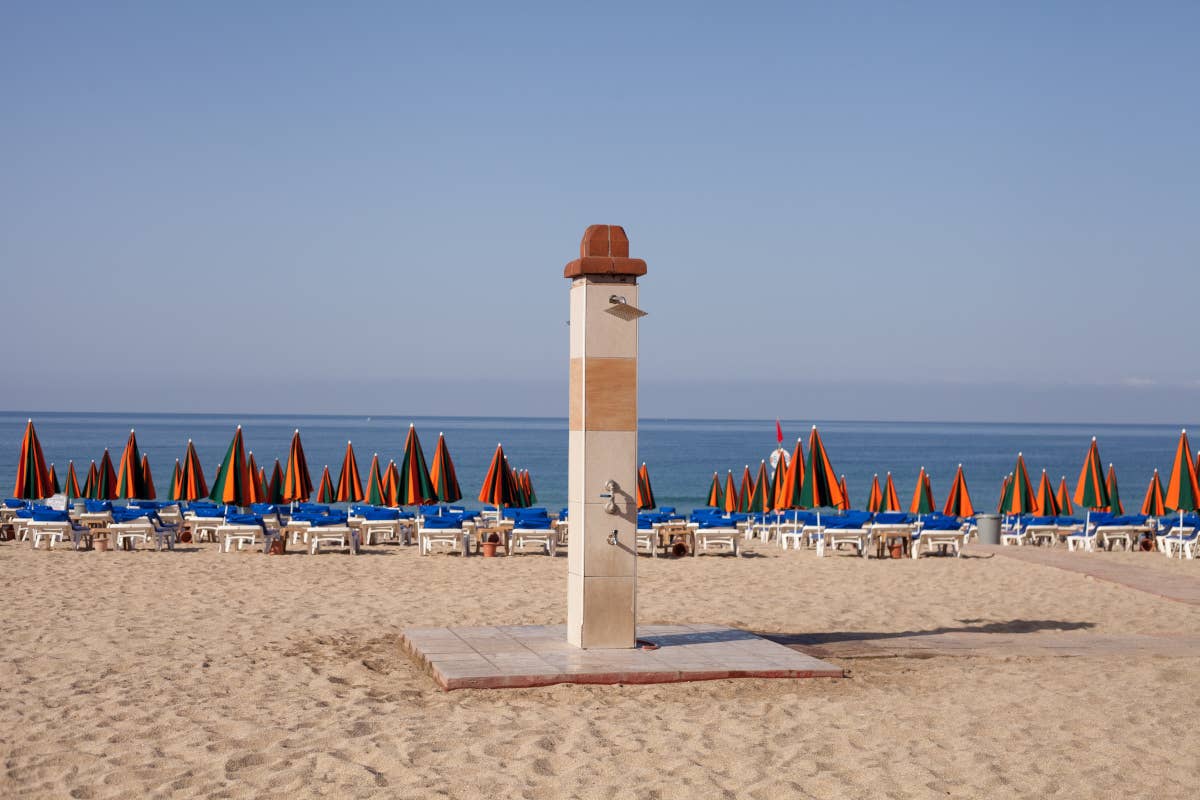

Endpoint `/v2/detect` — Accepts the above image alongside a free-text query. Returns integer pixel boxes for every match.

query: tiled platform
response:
[401,624,845,690]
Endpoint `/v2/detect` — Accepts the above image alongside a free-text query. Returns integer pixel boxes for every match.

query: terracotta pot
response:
[890,543,904,559]
[269,537,286,555]
[671,541,689,558]
[481,542,498,558]
[180,530,193,544]
[95,536,110,552]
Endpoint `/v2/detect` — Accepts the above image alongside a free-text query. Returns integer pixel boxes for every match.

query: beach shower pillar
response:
[564,225,647,649]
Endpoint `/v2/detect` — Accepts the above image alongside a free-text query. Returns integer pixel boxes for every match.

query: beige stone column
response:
[564,225,646,649]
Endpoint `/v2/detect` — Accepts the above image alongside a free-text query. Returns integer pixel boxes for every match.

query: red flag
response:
[775,419,783,444]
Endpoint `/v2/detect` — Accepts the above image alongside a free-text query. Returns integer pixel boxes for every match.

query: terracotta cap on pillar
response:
[563,225,648,279]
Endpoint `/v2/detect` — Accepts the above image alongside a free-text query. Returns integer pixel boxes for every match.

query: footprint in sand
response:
[224,753,268,775]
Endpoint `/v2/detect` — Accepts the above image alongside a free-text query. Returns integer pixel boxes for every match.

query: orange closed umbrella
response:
[429,433,462,504]
[363,454,385,506]
[882,472,901,512]
[12,419,53,500]
[267,459,284,504]
[316,466,336,504]
[723,470,738,513]
[47,464,61,495]
[336,441,364,503]
[63,461,82,503]
[636,462,656,511]
[999,454,1037,516]
[208,426,252,507]
[95,449,119,500]
[704,472,722,508]
[478,443,520,513]
[282,429,313,503]
[866,474,883,513]
[1033,470,1059,516]
[838,475,850,511]
[776,438,806,509]
[1056,476,1073,516]
[1141,469,1165,516]
[910,466,935,515]
[116,429,151,500]
[942,464,974,518]
[382,461,400,507]
[245,453,267,504]
[176,440,208,502]
[140,454,156,500]
[1073,437,1110,511]
[737,466,754,513]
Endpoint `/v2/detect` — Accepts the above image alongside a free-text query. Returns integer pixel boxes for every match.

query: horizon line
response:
[1,408,1194,430]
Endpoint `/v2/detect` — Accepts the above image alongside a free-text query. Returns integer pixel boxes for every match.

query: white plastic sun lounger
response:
[689,523,740,556]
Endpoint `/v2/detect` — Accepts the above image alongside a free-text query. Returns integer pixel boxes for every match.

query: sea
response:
[1,412,1193,514]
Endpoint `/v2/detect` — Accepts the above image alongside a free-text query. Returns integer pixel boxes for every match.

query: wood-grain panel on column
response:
[583,358,637,431]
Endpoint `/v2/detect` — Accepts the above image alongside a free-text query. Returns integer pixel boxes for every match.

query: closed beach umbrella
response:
[1072,437,1110,511]
[523,469,538,505]
[866,474,883,513]
[282,429,313,503]
[746,461,770,514]
[47,464,61,495]
[737,466,754,513]
[177,440,209,502]
[1033,470,1059,516]
[95,449,119,500]
[882,472,901,512]
[636,462,656,511]
[267,459,284,504]
[1056,476,1074,516]
[723,470,738,513]
[82,461,98,500]
[429,433,462,504]
[12,419,53,500]
[1163,430,1200,558]
[208,426,252,507]
[1105,464,1123,514]
[116,429,151,500]
[771,459,790,511]
[364,454,385,506]
[838,475,850,511]
[316,466,336,504]
[1164,429,1200,513]
[942,464,974,517]
[245,453,267,504]
[776,438,806,509]
[140,455,156,500]
[1000,453,1037,516]
[799,426,843,509]
[478,443,519,512]
[1141,469,1166,516]
[910,466,935,515]
[382,461,400,507]
[704,472,723,508]
[64,461,82,503]
[336,441,364,503]
[397,425,435,506]
[167,459,182,502]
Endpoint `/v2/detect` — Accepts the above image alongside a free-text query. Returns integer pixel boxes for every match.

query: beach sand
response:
[2,540,1198,799]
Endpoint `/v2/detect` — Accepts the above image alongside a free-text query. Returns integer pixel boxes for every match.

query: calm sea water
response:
[1,412,1193,514]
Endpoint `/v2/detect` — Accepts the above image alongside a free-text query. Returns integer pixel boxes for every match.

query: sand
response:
[2,539,1198,799]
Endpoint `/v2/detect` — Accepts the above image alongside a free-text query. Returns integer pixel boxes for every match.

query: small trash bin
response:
[976,513,1000,546]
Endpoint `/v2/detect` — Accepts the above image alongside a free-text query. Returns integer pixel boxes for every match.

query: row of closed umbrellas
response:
[701,426,1200,519]
[11,421,539,510]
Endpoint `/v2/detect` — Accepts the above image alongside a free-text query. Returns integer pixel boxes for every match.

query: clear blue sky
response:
[3,2,1197,423]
